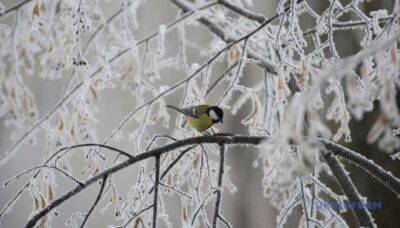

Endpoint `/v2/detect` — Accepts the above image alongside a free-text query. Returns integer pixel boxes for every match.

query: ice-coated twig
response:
[218,0,266,23]
[119,204,153,228]
[299,178,311,228]
[322,152,375,227]
[321,138,400,196]
[158,181,192,199]
[79,176,107,228]
[0,0,31,18]
[212,143,225,228]
[4,165,83,187]
[152,155,160,228]
[149,145,196,194]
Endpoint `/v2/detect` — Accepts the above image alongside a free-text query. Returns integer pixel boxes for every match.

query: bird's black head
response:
[207,106,224,124]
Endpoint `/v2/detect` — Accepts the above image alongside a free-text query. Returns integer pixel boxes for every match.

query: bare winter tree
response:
[1,0,400,227]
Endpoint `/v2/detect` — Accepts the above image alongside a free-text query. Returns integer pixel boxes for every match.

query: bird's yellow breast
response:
[187,114,213,131]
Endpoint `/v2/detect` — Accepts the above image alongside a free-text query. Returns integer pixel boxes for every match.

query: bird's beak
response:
[220,119,223,124]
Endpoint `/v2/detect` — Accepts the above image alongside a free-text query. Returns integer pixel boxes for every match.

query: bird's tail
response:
[166,105,188,128]
[166,105,187,116]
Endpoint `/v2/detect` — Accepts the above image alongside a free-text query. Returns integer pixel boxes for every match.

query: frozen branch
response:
[152,156,161,228]
[79,176,107,228]
[322,152,375,227]
[212,143,225,228]
[218,0,266,23]
[169,0,279,73]
[22,135,400,227]
[0,0,31,18]
[119,204,153,228]
[4,165,83,187]
[321,139,400,196]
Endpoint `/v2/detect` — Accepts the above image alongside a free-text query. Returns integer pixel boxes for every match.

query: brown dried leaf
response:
[34,196,40,210]
[277,78,285,90]
[263,158,269,167]
[182,204,189,221]
[193,150,200,169]
[47,185,54,201]
[298,60,308,85]
[90,85,98,100]
[167,174,173,186]
[227,44,241,66]
[133,217,143,228]
[243,100,258,124]
[39,194,46,208]
[191,86,198,98]
[58,118,64,131]
[39,215,48,228]
[33,0,40,19]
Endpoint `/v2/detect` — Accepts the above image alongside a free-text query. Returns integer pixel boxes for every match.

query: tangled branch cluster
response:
[1,0,400,227]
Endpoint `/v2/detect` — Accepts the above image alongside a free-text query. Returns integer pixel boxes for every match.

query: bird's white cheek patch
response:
[210,110,219,121]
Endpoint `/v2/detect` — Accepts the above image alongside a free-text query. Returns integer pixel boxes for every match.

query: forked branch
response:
[23,135,400,227]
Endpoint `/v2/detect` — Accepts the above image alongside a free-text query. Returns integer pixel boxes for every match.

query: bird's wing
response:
[167,104,210,118]
[166,105,198,118]
[182,105,210,118]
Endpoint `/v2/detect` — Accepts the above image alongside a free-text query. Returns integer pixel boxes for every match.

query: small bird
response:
[166,104,224,132]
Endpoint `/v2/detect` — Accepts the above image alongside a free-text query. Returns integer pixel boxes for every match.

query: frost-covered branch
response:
[169,0,279,73]
[22,135,400,227]
[24,135,263,228]
[321,139,400,196]
[323,152,375,227]
[212,143,225,228]
[218,0,266,23]
[152,155,161,228]
[79,176,107,228]
[0,0,31,18]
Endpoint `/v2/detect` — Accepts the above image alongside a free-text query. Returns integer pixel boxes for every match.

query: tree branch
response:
[152,155,161,228]
[321,139,400,196]
[0,0,31,18]
[169,0,280,73]
[23,135,400,227]
[218,0,266,23]
[79,176,107,228]
[149,145,196,194]
[212,143,225,228]
[322,152,375,227]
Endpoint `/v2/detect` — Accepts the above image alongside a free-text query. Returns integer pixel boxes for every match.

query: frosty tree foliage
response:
[1,0,400,227]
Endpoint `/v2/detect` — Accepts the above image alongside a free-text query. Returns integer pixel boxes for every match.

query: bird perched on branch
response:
[166,104,224,132]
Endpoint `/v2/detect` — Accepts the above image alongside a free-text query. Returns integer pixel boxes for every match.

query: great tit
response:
[166,104,224,132]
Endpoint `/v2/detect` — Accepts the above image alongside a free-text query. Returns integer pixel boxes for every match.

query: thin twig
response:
[152,155,161,228]
[0,0,31,18]
[119,204,153,228]
[79,176,107,228]
[322,152,375,227]
[4,165,83,187]
[158,181,192,199]
[299,178,310,228]
[205,62,238,97]
[218,0,266,23]
[149,146,196,194]
[321,138,400,196]
[212,143,225,228]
